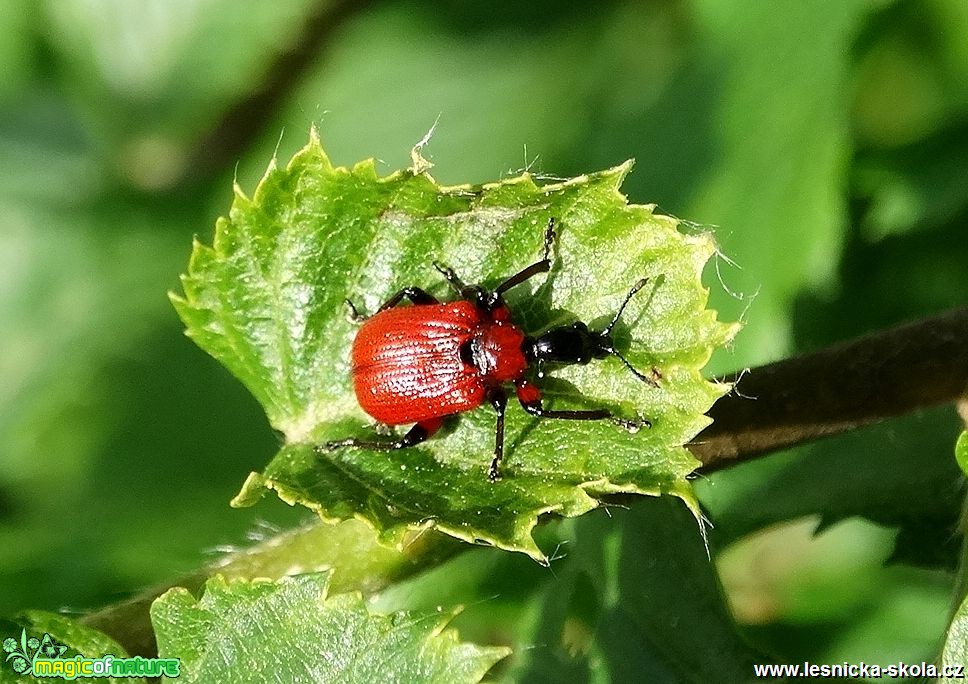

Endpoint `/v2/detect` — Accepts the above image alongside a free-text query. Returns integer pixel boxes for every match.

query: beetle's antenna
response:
[611,348,659,387]
[600,278,648,337]
[599,278,659,387]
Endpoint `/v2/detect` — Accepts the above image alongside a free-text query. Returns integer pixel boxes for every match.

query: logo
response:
[3,630,180,680]
[4,630,67,674]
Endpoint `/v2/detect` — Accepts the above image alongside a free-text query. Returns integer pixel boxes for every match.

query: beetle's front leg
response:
[494,217,557,295]
[319,417,444,453]
[432,262,467,295]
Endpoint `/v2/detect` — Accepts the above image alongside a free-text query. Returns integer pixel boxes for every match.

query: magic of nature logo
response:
[3,629,180,679]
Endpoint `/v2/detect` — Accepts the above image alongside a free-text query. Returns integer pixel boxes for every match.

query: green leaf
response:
[150,572,508,684]
[171,132,735,559]
[695,0,877,362]
[379,506,770,682]
[0,611,141,684]
[44,0,325,139]
[854,127,968,242]
[955,430,968,477]
[943,593,968,683]
[507,499,772,681]
[697,408,966,570]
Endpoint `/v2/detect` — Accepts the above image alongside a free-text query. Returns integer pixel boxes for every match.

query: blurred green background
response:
[2,0,967,669]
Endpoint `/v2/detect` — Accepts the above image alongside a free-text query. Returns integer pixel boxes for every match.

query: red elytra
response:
[353,300,529,424]
[323,219,658,481]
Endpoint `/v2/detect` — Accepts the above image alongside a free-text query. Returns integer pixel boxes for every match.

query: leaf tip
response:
[231,472,268,508]
[410,144,434,176]
[167,289,192,326]
[352,157,381,180]
[602,158,635,191]
[293,126,334,173]
[431,518,549,564]
[232,178,249,203]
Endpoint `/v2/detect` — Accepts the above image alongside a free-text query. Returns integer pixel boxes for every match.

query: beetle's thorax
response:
[465,320,528,383]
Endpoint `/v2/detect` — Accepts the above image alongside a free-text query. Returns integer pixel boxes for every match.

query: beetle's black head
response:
[525,278,657,385]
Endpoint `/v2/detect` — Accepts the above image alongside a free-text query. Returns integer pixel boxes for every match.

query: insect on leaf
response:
[171,130,737,560]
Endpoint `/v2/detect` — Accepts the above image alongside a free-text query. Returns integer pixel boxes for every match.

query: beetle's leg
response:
[319,417,444,452]
[376,287,439,313]
[434,217,557,299]
[433,262,467,295]
[514,379,651,431]
[344,298,367,322]
[494,217,557,295]
[487,388,509,481]
[434,262,495,310]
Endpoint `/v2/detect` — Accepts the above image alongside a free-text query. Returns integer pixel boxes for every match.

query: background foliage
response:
[2,0,967,678]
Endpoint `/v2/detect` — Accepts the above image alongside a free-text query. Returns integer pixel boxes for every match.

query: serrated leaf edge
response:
[152,571,511,680]
[184,130,737,562]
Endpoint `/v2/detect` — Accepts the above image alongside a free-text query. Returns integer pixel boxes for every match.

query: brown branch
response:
[82,309,968,653]
[182,0,372,184]
[689,307,968,470]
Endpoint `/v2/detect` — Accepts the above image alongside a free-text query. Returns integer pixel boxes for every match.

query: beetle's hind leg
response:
[319,418,443,453]
[487,388,509,482]
[514,379,651,432]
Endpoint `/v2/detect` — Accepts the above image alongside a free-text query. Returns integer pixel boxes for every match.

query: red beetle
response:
[322,219,657,480]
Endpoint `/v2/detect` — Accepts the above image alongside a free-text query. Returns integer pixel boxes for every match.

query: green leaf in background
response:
[955,430,968,476]
[171,132,735,560]
[698,408,966,569]
[373,499,770,681]
[42,0,330,188]
[585,499,769,681]
[507,498,770,681]
[695,412,958,666]
[580,0,881,368]
[686,0,879,363]
[150,572,508,684]
[0,610,142,684]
